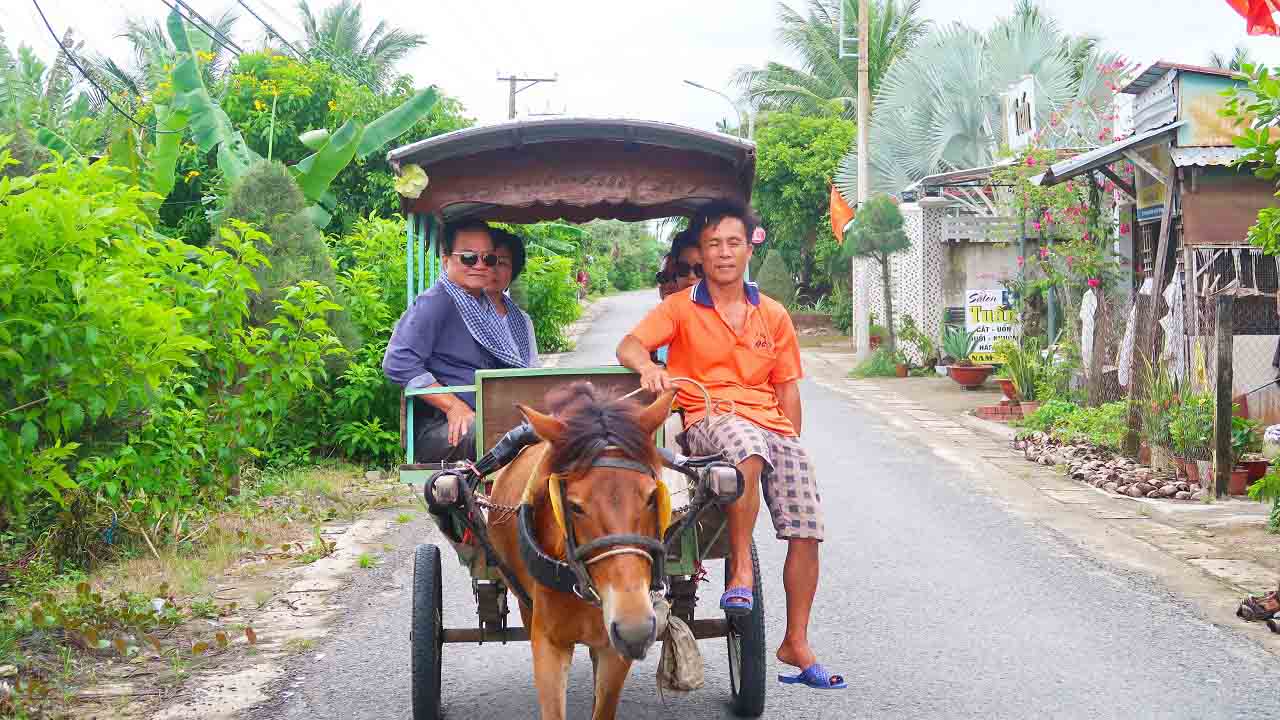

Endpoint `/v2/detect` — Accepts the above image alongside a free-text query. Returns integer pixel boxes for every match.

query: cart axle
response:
[440,618,730,644]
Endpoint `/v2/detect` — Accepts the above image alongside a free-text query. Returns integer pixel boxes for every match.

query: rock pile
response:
[1012,433,1204,501]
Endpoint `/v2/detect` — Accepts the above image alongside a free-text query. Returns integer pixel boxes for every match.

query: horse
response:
[487,381,678,720]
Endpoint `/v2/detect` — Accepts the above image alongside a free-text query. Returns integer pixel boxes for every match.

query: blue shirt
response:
[382,284,535,408]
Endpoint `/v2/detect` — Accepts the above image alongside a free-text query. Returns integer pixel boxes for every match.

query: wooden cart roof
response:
[386,117,756,223]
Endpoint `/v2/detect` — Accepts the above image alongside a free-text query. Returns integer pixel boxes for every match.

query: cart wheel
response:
[412,544,443,720]
[727,540,766,717]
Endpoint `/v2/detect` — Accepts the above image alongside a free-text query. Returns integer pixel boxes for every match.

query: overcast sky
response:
[9,0,1280,132]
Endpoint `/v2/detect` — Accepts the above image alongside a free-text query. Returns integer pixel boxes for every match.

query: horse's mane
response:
[544,381,659,478]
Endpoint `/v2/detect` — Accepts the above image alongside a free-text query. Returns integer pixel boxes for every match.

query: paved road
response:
[246,290,1280,720]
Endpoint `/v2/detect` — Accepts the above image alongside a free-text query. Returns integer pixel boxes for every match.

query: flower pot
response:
[870,336,882,350]
[947,364,994,390]
[1241,458,1270,482]
[1182,458,1198,483]
[1139,442,1152,466]
[935,365,949,377]
[1229,467,1251,496]
[996,378,1019,403]
[895,363,909,378]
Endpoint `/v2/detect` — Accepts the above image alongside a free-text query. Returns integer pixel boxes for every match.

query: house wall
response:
[861,203,945,364]
[1181,168,1278,247]
[941,242,1023,310]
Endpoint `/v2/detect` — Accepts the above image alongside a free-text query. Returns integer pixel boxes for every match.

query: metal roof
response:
[1036,121,1186,186]
[387,117,755,170]
[1121,61,1238,95]
[1170,146,1250,167]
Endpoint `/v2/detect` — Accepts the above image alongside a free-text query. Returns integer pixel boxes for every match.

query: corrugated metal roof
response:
[1131,66,1177,135]
[1170,146,1250,167]
[387,117,755,170]
[1122,61,1237,95]
[1036,121,1185,186]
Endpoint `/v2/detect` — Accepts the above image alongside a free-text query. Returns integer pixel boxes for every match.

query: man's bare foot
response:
[776,638,817,670]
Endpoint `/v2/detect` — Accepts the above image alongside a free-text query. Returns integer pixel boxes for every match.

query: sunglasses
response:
[450,251,509,268]
[655,262,704,284]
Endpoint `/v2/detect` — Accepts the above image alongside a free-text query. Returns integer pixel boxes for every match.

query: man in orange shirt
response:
[616,200,843,691]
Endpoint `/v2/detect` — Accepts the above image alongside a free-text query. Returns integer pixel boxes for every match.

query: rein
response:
[517,445,670,607]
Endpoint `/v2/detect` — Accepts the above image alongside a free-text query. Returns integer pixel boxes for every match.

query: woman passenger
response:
[487,229,541,367]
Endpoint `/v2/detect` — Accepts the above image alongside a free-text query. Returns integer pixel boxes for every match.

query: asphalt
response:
[244,289,1280,720]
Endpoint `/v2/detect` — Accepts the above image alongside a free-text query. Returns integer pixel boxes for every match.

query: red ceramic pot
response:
[1241,459,1270,482]
[947,364,994,390]
[1229,468,1251,496]
[997,378,1019,403]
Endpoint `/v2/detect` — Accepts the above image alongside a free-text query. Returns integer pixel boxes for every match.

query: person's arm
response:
[774,380,802,436]
[616,301,679,393]
[383,298,474,446]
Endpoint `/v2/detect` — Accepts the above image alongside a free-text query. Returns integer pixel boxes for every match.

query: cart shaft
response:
[440,618,730,644]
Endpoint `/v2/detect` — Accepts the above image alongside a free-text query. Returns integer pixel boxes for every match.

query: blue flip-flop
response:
[719,586,753,616]
[778,663,847,690]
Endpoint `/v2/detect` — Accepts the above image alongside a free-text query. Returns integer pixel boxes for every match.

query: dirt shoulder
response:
[802,345,1280,655]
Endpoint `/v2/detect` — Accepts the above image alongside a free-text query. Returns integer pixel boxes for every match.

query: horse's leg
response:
[530,630,573,720]
[590,649,633,720]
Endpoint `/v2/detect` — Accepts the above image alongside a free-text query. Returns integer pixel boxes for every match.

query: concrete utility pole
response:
[852,0,871,360]
[497,74,557,120]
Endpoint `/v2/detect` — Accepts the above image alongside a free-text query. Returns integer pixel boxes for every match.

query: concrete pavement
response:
[242,290,1280,720]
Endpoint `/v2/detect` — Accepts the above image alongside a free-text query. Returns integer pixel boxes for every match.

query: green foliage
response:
[755,250,796,305]
[897,314,936,365]
[1051,401,1129,451]
[1138,356,1177,449]
[1016,399,1079,434]
[1169,393,1214,460]
[1223,63,1280,257]
[512,255,582,353]
[1232,415,1262,465]
[993,336,1048,402]
[843,193,909,350]
[1247,465,1280,532]
[828,278,853,334]
[752,112,856,298]
[850,347,900,378]
[941,326,978,363]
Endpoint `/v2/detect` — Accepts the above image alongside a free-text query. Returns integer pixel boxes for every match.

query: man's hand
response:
[445,402,474,447]
[640,364,673,394]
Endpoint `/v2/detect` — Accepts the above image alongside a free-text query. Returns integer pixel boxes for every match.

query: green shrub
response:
[513,255,581,353]
[755,250,795,305]
[829,279,853,334]
[1017,399,1078,433]
[1052,401,1129,451]
[1169,394,1214,460]
[850,347,899,378]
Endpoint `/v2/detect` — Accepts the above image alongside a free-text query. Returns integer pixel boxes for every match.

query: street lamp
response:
[683,79,753,141]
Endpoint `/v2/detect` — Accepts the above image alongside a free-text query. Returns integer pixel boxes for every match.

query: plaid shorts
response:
[684,415,824,541]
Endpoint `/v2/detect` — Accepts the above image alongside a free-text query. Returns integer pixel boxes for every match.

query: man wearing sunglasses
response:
[383,220,538,463]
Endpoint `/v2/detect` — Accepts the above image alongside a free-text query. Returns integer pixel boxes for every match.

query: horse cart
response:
[387,118,765,719]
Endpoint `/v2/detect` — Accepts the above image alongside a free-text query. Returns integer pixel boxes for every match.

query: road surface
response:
[246,289,1280,719]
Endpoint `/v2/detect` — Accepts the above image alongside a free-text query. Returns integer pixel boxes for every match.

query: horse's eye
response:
[647,492,658,507]
[568,501,586,515]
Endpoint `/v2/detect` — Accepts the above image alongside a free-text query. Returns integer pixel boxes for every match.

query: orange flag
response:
[1225,0,1280,35]
[830,185,855,244]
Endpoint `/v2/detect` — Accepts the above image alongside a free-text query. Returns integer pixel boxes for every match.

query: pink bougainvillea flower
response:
[751,227,766,245]
[1042,211,1053,224]
[1040,246,1050,259]
[1120,222,1131,234]
[1087,277,1100,288]
[1066,255,1075,268]
[1031,221,1042,232]
[1026,156,1037,166]
[1017,255,1025,267]
[1082,231,1091,242]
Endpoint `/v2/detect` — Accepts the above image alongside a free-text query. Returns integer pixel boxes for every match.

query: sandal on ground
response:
[778,663,847,690]
[719,586,753,616]
[1237,591,1280,622]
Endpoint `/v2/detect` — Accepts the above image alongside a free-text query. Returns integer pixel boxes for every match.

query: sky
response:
[9,0,1280,133]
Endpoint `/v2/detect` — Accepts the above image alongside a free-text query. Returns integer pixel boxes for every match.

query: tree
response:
[752,112,856,299]
[842,194,909,351]
[297,0,426,91]
[835,0,1125,205]
[1209,45,1256,71]
[755,250,796,306]
[733,0,930,119]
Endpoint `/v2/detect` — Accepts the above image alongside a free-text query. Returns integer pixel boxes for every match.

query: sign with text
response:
[1003,75,1037,152]
[965,288,1020,364]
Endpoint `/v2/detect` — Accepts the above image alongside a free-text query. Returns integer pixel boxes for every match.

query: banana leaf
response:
[291,120,361,204]
[299,129,330,150]
[355,86,438,158]
[149,102,187,197]
[165,9,259,185]
[35,127,80,159]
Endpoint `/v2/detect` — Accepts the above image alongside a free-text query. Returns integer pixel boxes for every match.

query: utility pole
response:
[497,73,557,120]
[852,0,871,360]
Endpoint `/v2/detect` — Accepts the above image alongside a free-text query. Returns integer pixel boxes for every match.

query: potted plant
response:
[1230,416,1262,494]
[894,349,909,378]
[1169,395,1213,484]
[942,326,992,390]
[868,323,886,351]
[994,367,1019,403]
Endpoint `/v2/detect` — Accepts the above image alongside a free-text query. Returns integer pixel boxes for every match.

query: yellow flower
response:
[185,170,201,181]
[327,100,337,112]
[196,50,215,63]
[254,99,266,112]
[157,81,172,91]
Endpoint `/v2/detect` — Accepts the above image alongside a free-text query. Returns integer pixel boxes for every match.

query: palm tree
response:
[835,0,1123,212]
[732,0,930,119]
[1209,45,1256,71]
[296,0,425,91]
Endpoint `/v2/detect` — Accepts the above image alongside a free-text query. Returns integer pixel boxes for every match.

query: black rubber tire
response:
[727,540,766,717]
[411,544,444,720]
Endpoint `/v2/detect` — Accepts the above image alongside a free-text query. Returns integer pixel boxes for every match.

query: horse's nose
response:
[609,616,657,660]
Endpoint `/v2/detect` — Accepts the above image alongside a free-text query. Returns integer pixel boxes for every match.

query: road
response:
[246,289,1280,719]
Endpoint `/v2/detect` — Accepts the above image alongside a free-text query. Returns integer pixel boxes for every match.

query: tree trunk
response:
[880,253,896,354]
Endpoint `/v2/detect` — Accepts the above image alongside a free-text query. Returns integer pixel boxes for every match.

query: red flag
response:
[830,186,855,245]
[1225,0,1280,36]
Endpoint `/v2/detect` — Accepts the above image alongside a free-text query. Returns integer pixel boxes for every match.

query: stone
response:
[1158,484,1179,498]
[1133,482,1154,495]
[1125,485,1146,498]
[1191,490,1207,501]
[1175,491,1192,500]
[1146,489,1162,498]
[0,665,13,678]
[1104,482,1119,493]
[1175,481,1189,492]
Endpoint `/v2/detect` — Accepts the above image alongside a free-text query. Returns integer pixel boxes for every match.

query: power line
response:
[157,0,240,58]
[170,0,243,54]
[239,0,380,91]
[233,0,306,60]
[30,0,176,133]
[496,74,556,120]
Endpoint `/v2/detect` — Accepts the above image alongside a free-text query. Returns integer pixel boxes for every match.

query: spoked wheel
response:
[411,544,444,720]
[727,540,766,717]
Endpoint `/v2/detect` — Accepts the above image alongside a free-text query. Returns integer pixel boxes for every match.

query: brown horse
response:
[488,382,677,720]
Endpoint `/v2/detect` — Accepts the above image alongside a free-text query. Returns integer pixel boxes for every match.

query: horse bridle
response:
[517,448,668,607]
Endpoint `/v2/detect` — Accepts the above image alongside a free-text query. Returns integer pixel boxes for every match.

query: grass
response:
[284,637,315,653]
[395,512,413,524]
[850,348,900,379]
[358,553,376,569]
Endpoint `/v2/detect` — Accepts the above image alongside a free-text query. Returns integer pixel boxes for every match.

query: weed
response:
[358,553,375,569]
[284,637,315,653]
[295,527,336,565]
[253,589,274,609]
[395,512,413,524]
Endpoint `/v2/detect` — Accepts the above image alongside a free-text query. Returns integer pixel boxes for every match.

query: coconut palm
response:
[296,0,425,91]
[835,0,1123,212]
[732,0,930,119]
[1209,45,1256,71]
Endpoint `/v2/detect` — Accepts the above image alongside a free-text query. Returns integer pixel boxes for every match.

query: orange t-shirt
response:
[629,282,803,436]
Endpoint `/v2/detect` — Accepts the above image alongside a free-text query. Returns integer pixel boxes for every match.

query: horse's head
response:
[518,382,677,661]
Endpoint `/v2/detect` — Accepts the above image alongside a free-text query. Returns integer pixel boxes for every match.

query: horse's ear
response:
[634,388,677,433]
[518,404,566,444]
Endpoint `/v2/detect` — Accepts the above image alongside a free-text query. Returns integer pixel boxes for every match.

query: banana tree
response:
[161,8,438,227]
